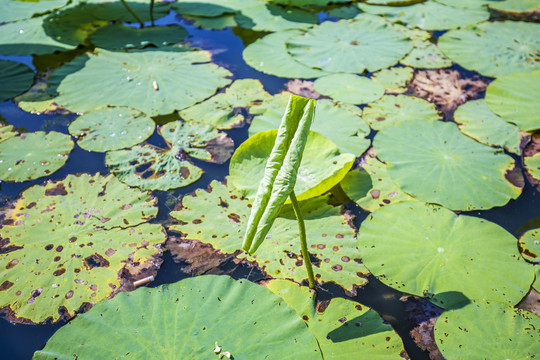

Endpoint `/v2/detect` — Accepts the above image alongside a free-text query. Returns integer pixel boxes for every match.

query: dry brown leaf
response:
[285,79,321,99]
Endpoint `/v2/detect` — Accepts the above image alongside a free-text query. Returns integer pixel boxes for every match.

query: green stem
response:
[149,0,155,27]
[120,0,145,28]
[290,190,316,290]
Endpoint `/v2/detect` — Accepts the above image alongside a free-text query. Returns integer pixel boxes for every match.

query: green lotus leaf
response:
[286,14,412,74]
[68,106,155,152]
[434,301,540,359]
[0,123,17,143]
[435,0,498,8]
[183,13,237,29]
[488,0,540,13]
[313,74,385,105]
[327,5,361,19]
[0,0,68,23]
[371,66,413,94]
[374,120,522,211]
[265,279,406,359]
[357,2,489,31]
[64,0,171,24]
[525,153,540,184]
[171,1,235,17]
[519,228,540,264]
[0,131,73,182]
[90,24,187,50]
[235,2,318,32]
[438,21,540,77]
[454,99,521,154]
[33,275,322,359]
[178,79,272,129]
[362,94,439,131]
[357,201,534,308]
[0,60,34,102]
[267,0,344,6]
[400,41,453,69]
[230,130,355,201]
[243,30,329,79]
[0,173,165,324]
[51,49,232,116]
[365,0,424,4]
[485,70,540,132]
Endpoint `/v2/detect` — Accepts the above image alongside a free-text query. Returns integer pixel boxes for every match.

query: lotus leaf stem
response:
[120,0,145,28]
[150,0,155,27]
[290,190,316,290]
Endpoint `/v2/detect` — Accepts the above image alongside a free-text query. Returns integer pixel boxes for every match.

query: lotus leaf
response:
[0,173,165,323]
[485,70,540,132]
[0,131,73,182]
[519,228,539,264]
[0,60,34,102]
[0,123,17,143]
[438,21,540,77]
[0,0,68,23]
[374,120,522,211]
[89,24,188,50]
[358,201,533,308]
[265,279,406,359]
[454,99,521,154]
[171,1,235,17]
[167,181,369,290]
[286,14,412,74]
[371,66,413,94]
[525,153,540,184]
[489,0,540,12]
[313,74,385,105]
[267,0,343,6]
[327,5,361,19]
[243,30,328,79]
[362,95,439,131]
[434,301,540,359]
[230,130,355,202]
[235,2,318,32]
[182,13,237,29]
[64,0,171,24]
[178,79,272,129]
[365,0,424,4]
[400,41,452,69]
[68,107,155,152]
[51,49,232,116]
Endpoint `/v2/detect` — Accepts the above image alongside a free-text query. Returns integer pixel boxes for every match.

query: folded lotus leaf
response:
[0,60,35,102]
[90,24,188,50]
[519,228,539,263]
[314,74,385,105]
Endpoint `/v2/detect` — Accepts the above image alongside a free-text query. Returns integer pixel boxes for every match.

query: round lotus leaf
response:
[229,130,355,202]
[357,2,489,31]
[0,60,34,102]
[250,94,370,155]
[525,153,540,184]
[168,180,369,290]
[52,49,233,116]
[362,95,439,131]
[400,41,452,69]
[0,123,17,143]
[371,66,413,94]
[438,21,540,78]
[0,0,68,23]
[90,24,187,50]
[34,275,322,359]
[0,173,165,323]
[374,120,522,211]
[357,201,534,308]
[489,0,540,13]
[286,14,412,74]
[0,131,73,182]
[434,301,540,359]
[265,279,405,359]
[313,74,385,105]
[485,70,540,132]
[519,228,540,263]
[243,30,328,79]
[454,99,521,154]
[235,3,318,32]
[68,107,155,152]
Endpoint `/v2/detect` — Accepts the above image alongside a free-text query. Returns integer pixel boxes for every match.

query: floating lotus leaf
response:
[489,0,540,13]
[182,13,237,29]
[519,228,540,263]
[525,153,540,184]
[0,60,34,102]
[34,275,322,359]
[313,74,385,105]
[0,131,73,182]
[434,301,540,359]
[357,201,534,308]
[400,41,452,69]
[52,49,232,116]
[171,1,235,17]
[265,279,405,359]
[243,30,328,79]
[374,120,522,211]
[438,21,540,77]
[485,70,540,132]
[68,107,155,152]
[327,5,361,19]
[365,0,423,4]
[168,181,369,290]
[454,99,521,154]
[371,66,413,94]
[286,14,412,74]
[0,0,68,23]
[235,3,318,32]
[267,0,343,6]
[230,130,355,201]
[0,173,165,324]
[178,79,272,129]
[357,2,489,31]
[0,123,17,143]
[362,95,439,131]
[89,24,187,50]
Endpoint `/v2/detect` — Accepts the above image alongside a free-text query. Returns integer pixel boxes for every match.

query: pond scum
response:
[0,0,539,359]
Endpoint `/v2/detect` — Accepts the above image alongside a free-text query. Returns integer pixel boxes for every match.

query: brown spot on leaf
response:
[370,189,381,199]
[338,317,347,323]
[121,204,133,210]
[45,183,67,196]
[317,244,326,249]
[218,197,229,208]
[69,237,77,243]
[332,246,339,251]
[6,259,19,269]
[228,213,241,223]
[26,202,37,209]
[335,234,344,239]
[522,248,538,259]
[56,245,63,252]
[341,256,350,262]
[105,248,116,257]
[0,281,14,291]
[84,253,110,269]
[332,264,343,271]
[192,219,202,224]
[376,117,385,122]
[302,315,309,321]
[179,166,190,179]
[65,290,74,299]
[54,256,61,262]
[53,268,66,276]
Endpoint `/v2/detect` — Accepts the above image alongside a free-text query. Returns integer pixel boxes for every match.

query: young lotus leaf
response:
[168,181,369,290]
[358,201,534,308]
[178,79,272,129]
[488,0,540,13]
[434,301,540,359]
[362,95,439,131]
[0,123,17,143]
[235,2,318,32]
[89,24,188,50]
[0,60,34,102]
[286,14,412,74]
[438,21,540,77]
[519,228,539,263]
[264,279,405,359]
[0,173,165,324]
[313,74,385,105]
[374,120,522,211]
[33,275,322,359]
[0,0,68,23]
[371,66,413,94]
[485,70,540,132]
[0,131,73,182]
[51,49,232,116]
[68,106,155,152]
[454,99,521,154]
